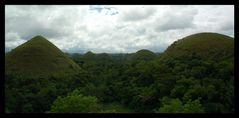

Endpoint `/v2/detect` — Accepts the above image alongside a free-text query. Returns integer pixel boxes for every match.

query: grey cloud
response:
[5,33,20,41]
[219,20,234,31]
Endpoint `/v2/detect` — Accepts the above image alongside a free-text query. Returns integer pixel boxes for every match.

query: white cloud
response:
[5,5,234,53]
[120,5,157,21]
[155,6,198,31]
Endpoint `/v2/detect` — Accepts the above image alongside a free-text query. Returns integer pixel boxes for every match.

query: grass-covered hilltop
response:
[5,32,234,113]
[161,32,234,61]
[5,35,81,78]
[127,49,157,61]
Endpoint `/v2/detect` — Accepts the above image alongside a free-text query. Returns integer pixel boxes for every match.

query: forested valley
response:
[5,32,234,113]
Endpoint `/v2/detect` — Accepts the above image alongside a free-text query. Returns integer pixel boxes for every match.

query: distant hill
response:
[80,51,113,61]
[110,53,131,60]
[127,49,156,61]
[159,32,234,62]
[83,51,96,59]
[5,35,82,78]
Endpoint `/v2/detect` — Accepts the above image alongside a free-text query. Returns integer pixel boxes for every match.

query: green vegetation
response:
[5,32,234,113]
[154,97,204,113]
[50,89,133,113]
[50,89,100,113]
[99,102,133,113]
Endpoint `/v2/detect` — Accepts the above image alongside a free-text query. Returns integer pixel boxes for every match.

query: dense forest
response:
[5,32,234,113]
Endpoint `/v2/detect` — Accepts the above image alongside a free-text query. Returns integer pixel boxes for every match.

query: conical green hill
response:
[5,35,82,78]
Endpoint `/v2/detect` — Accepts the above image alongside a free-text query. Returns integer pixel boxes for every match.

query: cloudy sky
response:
[5,5,234,53]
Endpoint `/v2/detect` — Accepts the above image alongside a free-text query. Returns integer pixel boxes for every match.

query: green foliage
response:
[154,97,204,113]
[5,75,73,113]
[155,97,184,113]
[99,102,133,113]
[191,66,207,79]
[183,99,204,113]
[50,89,99,113]
[203,103,225,113]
